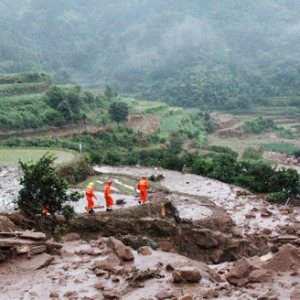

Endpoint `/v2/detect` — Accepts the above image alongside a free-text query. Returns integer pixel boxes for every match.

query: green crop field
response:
[0,148,78,167]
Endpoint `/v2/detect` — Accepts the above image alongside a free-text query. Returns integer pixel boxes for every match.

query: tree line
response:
[1,1,300,110]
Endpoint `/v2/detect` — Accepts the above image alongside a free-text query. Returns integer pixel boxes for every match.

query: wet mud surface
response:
[2,163,300,299]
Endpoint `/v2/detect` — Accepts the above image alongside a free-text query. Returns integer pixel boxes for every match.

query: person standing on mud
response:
[85,182,97,214]
[137,175,150,205]
[104,180,114,211]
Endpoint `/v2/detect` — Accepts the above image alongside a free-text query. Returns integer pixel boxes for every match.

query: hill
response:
[1,1,300,109]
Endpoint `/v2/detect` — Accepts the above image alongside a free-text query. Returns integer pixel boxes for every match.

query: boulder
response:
[107,237,134,261]
[176,266,202,282]
[172,270,182,282]
[156,241,173,252]
[111,265,125,275]
[248,269,276,283]
[137,246,152,255]
[19,231,46,241]
[262,243,300,272]
[92,253,122,271]
[49,291,59,298]
[64,233,80,242]
[226,257,260,286]
[18,252,54,270]
[202,290,219,299]
[155,289,176,300]
[257,289,279,300]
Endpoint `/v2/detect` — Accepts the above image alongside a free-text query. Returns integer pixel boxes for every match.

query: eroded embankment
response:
[67,194,257,264]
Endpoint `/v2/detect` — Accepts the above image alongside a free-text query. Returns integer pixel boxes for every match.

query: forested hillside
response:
[1,0,300,109]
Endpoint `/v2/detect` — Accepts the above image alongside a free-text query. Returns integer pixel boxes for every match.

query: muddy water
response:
[2,164,300,299]
[94,165,300,236]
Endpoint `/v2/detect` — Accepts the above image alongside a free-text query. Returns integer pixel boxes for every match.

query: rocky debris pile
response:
[69,196,256,264]
[55,236,223,300]
[0,215,62,263]
[222,243,300,299]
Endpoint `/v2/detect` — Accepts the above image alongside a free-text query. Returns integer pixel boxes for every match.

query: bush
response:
[241,147,263,160]
[266,192,287,203]
[15,152,82,224]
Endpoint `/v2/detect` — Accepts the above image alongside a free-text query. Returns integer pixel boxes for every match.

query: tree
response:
[15,152,82,223]
[104,85,113,101]
[109,101,129,126]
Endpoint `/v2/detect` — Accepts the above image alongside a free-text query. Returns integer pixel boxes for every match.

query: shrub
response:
[241,147,263,160]
[15,152,82,226]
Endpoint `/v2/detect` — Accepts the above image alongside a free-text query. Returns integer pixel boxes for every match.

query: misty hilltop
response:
[1,0,300,109]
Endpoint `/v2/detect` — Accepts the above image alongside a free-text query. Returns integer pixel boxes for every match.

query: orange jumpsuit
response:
[85,186,97,211]
[104,184,114,209]
[137,179,150,203]
[43,204,50,214]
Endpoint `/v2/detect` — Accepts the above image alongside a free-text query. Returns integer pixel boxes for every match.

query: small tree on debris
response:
[15,152,82,224]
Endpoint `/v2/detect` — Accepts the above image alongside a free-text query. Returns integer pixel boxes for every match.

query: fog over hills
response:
[1,0,300,108]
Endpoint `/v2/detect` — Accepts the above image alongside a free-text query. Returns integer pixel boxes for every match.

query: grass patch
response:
[0,148,78,166]
[260,143,300,156]
[129,100,168,114]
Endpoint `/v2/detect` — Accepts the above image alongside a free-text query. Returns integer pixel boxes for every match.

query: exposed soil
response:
[2,163,300,299]
[211,113,244,139]
[126,115,161,134]
[2,114,300,299]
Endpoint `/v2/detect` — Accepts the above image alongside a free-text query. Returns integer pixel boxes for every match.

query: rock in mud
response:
[49,291,59,298]
[257,289,280,300]
[172,270,182,282]
[156,241,173,252]
[20,252,54,270]
[202,289,219,299]
[137,246,152,255]
[176,266,202,282]
[64,232,80,241]
[102,289,121,299]
[107,236,134,261]
[262,243,300,272]
[226,257,260,287]
[92,253,122,271]
[248,269,276,283]
[155,289,176,300]
[178,294,193,300]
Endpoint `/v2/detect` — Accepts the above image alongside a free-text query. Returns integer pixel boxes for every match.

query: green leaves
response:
[16,152,82,222]
[109,101,129,126]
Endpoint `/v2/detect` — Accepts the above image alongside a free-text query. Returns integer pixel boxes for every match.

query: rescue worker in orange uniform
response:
[42,204,50,215]
[85,182,97,214]
[104,180,114,211]
[137,175,150,204]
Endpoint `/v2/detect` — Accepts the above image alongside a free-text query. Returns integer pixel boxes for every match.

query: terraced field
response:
[0,148,78,166]
[208,104,300,156]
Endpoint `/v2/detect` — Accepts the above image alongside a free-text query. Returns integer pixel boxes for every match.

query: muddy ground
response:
[2,161,300,299]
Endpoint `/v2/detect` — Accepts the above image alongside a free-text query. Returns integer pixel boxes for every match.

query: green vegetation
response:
[260,143,300,156]
[0,148,77,166]
[109,101,129,126]
[2,2,300,111]
[243,116,275,134]
[15,152,82,232]
[241,147,263,160]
